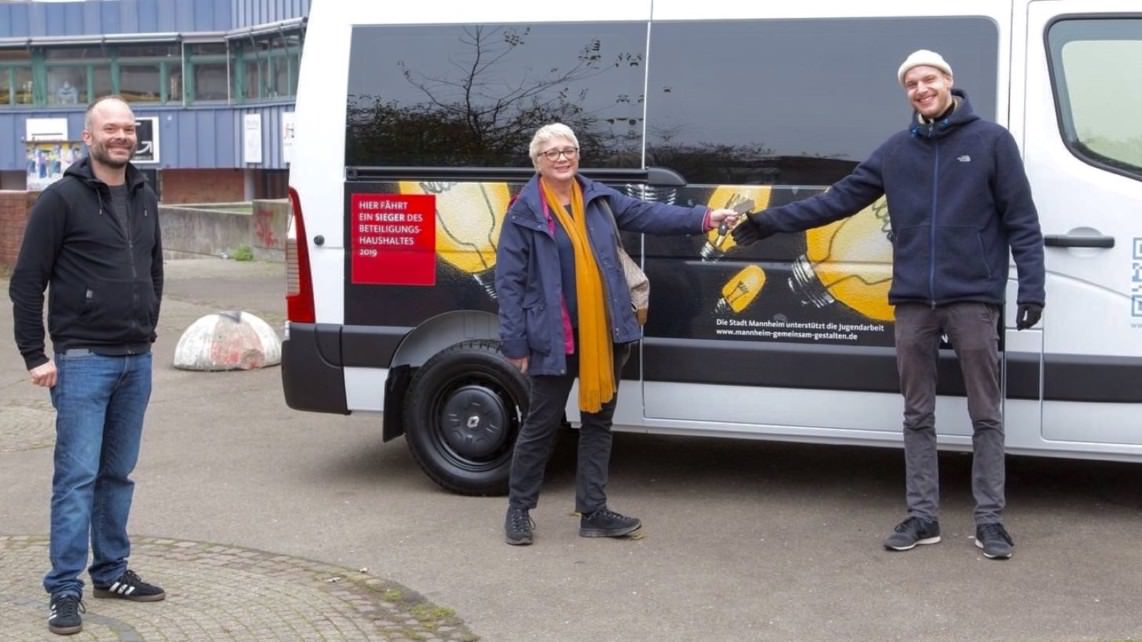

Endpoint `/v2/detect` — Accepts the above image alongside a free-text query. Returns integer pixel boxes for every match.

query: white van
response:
[283,0,1142,494]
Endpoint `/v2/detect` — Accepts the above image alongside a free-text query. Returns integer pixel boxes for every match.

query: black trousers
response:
[508,344,628,514]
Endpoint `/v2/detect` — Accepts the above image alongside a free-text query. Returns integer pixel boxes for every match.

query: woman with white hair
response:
[494,122,739,545]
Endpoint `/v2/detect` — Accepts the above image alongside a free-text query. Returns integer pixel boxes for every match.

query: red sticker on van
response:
[350,193,436,286]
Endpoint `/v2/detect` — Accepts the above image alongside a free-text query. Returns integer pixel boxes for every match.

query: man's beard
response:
[91,143,135,169]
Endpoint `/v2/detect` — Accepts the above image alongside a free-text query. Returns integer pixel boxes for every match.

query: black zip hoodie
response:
[9,156,163,370]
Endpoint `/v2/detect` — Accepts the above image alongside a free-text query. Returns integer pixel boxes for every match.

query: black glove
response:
[1015,303,1042,330]
[731,211,768,246]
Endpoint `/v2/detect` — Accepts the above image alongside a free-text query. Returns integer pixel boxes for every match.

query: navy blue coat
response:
[495,174,708,376]
[750,90,1045,307]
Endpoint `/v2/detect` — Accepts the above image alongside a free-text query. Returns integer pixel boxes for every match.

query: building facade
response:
[0,0,308,202]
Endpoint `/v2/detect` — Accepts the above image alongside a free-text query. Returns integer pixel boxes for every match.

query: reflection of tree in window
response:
[346,25,645,167]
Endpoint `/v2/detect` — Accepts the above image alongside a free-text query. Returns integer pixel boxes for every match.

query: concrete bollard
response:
[173,311,282,371]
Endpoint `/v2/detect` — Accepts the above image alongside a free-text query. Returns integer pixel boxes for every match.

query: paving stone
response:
[0,536,479,641]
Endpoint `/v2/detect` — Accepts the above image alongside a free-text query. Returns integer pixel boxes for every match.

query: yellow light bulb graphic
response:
[399,181,511,299]
[701,185,772,260]
[790,196,894,321]
[715,265,767,314]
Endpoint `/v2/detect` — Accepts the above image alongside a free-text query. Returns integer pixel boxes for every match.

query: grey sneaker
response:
[884,516,942,551]
[975,523,1014,559]
[93,569,166,602]
[48,593,84,636]
[579,507,641,538]
[504,507,534,546]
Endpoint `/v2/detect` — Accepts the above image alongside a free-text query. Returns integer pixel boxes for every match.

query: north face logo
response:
[957,155,971,162]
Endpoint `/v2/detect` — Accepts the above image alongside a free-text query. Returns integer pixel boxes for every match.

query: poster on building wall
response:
[25,118,69,142]
[244,113,263,164]
[134,117,160,164]
[282,112,295,164]
[26,141,83,191]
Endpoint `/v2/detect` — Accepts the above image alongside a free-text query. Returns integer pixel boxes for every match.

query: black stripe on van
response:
[329,327,1142,404]
[640,339,1142,404]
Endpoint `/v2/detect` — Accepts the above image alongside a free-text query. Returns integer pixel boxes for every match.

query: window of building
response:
[0,48,34,105]
[186,42,229,102]
[0,30,302,108]
[232,30,302,102]
[46,65,88,105]
[645,18,999,186]
[43,46,103,105]
[118,43,180,103]
[345,23,647,168]
[1048,18,1142,180]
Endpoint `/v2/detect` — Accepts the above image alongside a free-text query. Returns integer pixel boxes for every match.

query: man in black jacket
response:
[732,51,1045,561]
[10,95,166,636]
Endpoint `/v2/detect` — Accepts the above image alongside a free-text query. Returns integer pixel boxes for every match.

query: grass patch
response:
[231,244,254,261]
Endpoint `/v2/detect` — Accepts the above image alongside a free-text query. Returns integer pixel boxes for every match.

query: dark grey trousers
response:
[894,302,1005,525]
[508,344,628,515]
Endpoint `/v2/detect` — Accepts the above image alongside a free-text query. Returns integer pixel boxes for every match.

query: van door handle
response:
[1043,234,1114,248]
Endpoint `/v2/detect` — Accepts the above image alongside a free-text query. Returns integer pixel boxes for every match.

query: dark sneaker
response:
[884,516,942,551]
[505,507,534,546]
[975,523,1014,560]
[579,507,641,538]
[48,593,84,636]
[93,569,166,602]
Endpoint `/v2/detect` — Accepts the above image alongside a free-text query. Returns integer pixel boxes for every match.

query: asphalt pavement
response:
[2,257,1141,641]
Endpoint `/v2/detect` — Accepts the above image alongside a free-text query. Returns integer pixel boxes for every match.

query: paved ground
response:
[1,259,476,641]
[1,536,473,641]
[3,258,1142,642]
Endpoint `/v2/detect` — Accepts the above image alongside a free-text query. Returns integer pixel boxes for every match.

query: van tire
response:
[403,340,529,496]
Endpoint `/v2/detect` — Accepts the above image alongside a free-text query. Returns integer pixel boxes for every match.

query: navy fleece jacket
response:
[750,90,1045,307]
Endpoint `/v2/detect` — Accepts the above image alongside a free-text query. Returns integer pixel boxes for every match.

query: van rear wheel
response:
[402,340,529,495]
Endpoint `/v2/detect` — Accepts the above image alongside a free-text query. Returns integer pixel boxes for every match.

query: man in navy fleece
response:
[732,50,1045,560]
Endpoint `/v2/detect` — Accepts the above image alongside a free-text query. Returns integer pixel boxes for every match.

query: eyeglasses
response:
[540,147,579,161]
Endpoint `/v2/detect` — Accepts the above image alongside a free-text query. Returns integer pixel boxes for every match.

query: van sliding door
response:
[1023,3,1142,451]
[639,2,1007,445]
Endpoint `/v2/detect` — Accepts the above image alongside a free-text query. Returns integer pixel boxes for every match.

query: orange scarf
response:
[542,179,615,412]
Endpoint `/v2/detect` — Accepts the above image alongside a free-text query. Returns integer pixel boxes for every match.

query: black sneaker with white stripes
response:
[93,569,166,602]
[48,593,84,635]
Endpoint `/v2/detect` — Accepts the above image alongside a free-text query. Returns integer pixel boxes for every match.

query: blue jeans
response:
[44,351,152,597]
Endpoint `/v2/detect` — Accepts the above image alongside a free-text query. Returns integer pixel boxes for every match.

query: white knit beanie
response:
[897,49,953,86]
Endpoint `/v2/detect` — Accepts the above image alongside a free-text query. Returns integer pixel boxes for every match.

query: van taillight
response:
[286,186,315,323]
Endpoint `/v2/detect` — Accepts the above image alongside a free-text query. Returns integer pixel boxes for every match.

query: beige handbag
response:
[600,199,650,325]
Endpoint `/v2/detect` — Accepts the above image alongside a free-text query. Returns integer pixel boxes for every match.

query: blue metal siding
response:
[0,1,244,38]
[63,4,85,36]
[156,0,177,32]
[232,0,309,28]
[0,4,28,38]
[27,2,47,36]
[0,0,309,39]
[1,106,292,172]
[99,1,121,35]
[0,116,18,170]
[212,0,233,31]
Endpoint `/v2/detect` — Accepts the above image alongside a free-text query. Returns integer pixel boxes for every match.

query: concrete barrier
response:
[0,194,287,269]
[160,199,287,262]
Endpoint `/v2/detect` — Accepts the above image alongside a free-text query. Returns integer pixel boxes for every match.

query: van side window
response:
[345,23,647,169]
[645,18,999,186]
[1048,18,1142,181]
